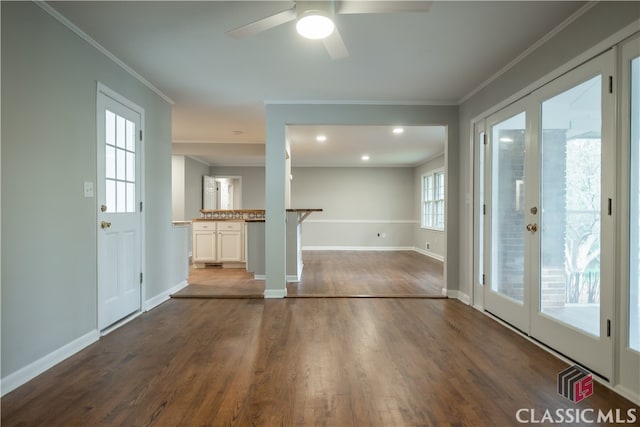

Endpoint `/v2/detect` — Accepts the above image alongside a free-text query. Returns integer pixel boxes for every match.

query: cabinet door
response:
[217,230,243,262]
[193,229,216,262]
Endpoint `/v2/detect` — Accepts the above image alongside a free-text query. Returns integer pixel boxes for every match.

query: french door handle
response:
[101,221,112,229]
[526,223,538,233]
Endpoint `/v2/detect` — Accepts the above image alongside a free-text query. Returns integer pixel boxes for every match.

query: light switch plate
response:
[83,181,94,198]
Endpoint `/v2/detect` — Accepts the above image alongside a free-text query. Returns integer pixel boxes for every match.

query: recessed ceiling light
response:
[316,135,327,142]
[392,127,404,135]
[361,155,370,161]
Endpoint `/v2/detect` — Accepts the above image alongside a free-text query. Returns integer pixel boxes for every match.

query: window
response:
[422,170,445,229]
[105,109,137,213]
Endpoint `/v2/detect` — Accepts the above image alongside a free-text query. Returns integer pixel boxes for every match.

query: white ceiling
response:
[49,0,586,166]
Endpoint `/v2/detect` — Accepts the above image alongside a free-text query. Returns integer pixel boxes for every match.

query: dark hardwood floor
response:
[2,298,637,426]
[172,250,444,298]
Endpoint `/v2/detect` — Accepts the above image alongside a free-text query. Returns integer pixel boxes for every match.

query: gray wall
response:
[1,2,176,379]
[457,1,640,301]
[210,166,265,209]
[291,167,417,248]
[184,157,209,220]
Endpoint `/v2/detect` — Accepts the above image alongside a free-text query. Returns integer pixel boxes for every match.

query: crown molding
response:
[35,1,174,105]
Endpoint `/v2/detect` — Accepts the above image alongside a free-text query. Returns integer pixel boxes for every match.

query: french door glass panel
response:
[630,55,640,352]
[491,112,527,303]
[540,75,602,337]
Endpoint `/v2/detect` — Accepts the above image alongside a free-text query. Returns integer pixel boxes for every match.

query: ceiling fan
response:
[226,1,433,60]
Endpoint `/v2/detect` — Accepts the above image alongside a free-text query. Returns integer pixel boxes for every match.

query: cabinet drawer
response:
[192,222,216,231]
[217,221,242,231]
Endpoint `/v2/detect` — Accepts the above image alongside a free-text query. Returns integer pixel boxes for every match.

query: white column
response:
[264,108,287,298]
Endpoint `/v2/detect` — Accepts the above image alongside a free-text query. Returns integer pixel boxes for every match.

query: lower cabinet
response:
[192,221,245,268]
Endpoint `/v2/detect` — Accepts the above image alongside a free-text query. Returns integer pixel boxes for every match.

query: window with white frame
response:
[423,170,445,229]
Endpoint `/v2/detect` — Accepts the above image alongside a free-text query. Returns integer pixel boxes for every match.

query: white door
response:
[203,176,216,209]
[529,50,615,380]
[97,84,143,331]
[484,101,534,334]
[618,34,640,397]
[483,51,615,379]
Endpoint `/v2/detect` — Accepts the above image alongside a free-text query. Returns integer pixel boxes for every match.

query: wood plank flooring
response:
[2,298,636,426]
[172,250,444,298]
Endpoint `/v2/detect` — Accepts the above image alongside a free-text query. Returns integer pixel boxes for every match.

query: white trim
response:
[301,246,446,262]
[468,19,640,126]
[304,219,418,224]
[254,274,266,280]
[35,1,174,105]
[447,290,471,305]
[302,245,416,251]
[264,289,287,299]
[413,247,445,262]
[175,139,265,145]
[186,155,211,167]
[144,280,189,311]
[265,99,457,106]
[458,2,597,104]
[0,330,99,397]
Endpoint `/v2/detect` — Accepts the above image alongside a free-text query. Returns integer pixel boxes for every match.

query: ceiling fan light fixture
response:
[296,11,335,40]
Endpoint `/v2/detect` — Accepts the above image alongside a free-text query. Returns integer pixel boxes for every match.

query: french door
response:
[97,84,144,331]
[484,50,615,379]
[618,34,640,398]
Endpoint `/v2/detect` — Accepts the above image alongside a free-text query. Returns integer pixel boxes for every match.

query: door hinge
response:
[482,204,486,215]
[608,198,612,216]
[606,319,611,337]
[140,272,144,285]
[482,133,487,145]
[608,76,613,94]
[139,129,143,141]
[481,274,485,285]
[140,201,143,213]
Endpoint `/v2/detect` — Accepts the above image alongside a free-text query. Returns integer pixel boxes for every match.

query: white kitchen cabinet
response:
[192,221,244,268]
[216,222,243,262]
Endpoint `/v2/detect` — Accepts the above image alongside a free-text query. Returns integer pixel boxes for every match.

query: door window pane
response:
[540,76,601,336]
[630,56,640,351]
[104,109,136,214]
[491,112,526,303]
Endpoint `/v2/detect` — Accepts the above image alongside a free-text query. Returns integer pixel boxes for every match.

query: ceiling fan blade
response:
[226,8,297,39]
[323,27,349,60]
[335,0,432,14]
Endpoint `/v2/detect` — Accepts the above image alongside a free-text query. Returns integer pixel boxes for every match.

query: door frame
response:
[96,82,146,332]
[617,33,640,399]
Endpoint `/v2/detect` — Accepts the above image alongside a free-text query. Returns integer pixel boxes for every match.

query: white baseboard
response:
[1,330,99,397]
[300,246,446,263]
[145,280,188,311]
[412,247,445,262]
[264,289,287,299]
[253,274,266,280]
[447,290,471,305]
[302,245,415,251]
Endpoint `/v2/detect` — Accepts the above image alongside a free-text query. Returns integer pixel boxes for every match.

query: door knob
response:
[101,221,112,229]
[526,223,538,233]
[101,204,108,212]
